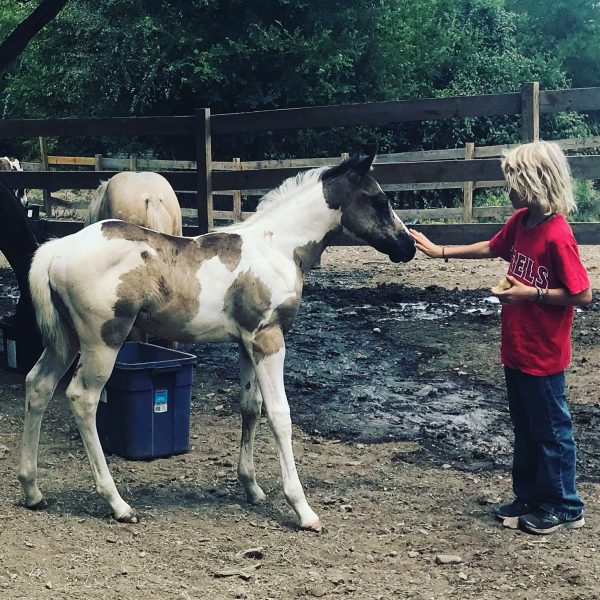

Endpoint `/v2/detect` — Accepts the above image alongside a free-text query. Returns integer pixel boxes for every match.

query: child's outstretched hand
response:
[492,275,537,304]
[409,229,443,259]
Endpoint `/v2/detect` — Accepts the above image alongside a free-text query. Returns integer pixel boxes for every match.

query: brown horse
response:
[19,154,415,530]
[86,171,182,235]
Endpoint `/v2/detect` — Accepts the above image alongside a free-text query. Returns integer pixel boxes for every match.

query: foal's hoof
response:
[247,489,267,505]
[115,510,139,524]
[26,498,49,511]
[301,519,323,533]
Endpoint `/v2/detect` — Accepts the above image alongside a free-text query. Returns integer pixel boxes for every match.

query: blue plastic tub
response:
[97,342,197,460]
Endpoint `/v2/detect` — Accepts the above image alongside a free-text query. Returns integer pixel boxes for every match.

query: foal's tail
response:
[144,195,181,236]
[29,238,73,363]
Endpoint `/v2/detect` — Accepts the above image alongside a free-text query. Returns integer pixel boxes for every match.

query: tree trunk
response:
[0,0,70,74]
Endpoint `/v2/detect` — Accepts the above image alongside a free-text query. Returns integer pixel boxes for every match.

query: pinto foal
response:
[19,154,415,530]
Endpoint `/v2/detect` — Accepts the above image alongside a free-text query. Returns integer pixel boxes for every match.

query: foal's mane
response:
[249,166,329,220]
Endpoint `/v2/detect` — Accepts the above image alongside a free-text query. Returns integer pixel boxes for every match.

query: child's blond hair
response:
[501,140,576,215]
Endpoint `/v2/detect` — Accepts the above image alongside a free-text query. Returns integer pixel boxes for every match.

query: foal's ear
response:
[353,153,376,175]
[347,153,375,184]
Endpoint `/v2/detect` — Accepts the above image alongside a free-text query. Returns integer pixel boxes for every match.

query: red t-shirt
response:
[489,208,590,376]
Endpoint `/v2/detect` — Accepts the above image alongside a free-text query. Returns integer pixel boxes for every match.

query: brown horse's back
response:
[86,171,182,236]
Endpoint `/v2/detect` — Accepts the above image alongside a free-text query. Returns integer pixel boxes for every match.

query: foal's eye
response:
[373,193,389,207]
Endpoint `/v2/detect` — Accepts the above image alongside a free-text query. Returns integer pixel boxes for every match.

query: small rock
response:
[237,547,264,560]
[326,572,345,585]
[477,494,501,505]
[567,574,585,585]
[501,516,519,530]
[372,327,381,334]
[442,463,452,469]
[45,582,53,590]
[308,584,329,597]
[234,587,248,599]
[0,445,9,459]
[458,572,468,581]
[340,504,353,512]
[407,551,420,558]
[435,554,463,565]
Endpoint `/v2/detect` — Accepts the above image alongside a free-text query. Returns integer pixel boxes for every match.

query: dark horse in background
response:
[19,155,416,530]
[0,176,38,325]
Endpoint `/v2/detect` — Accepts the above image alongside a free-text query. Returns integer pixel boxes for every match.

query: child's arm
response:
[495,277,592,306]
[409,229,494,260]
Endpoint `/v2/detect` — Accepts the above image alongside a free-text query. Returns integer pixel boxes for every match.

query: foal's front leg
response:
[244,335,321,531]
[237,344,267,504]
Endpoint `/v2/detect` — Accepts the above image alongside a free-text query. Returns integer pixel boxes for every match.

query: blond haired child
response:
[410,140,592,534]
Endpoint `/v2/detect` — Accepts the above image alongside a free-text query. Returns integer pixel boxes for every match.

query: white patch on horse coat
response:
[0,156,28,206]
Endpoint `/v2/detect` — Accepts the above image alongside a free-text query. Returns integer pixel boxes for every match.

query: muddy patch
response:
[180,272,600,479]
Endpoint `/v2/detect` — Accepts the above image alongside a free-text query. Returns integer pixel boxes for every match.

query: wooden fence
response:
[22,134,600,226]
[1,81,600,244]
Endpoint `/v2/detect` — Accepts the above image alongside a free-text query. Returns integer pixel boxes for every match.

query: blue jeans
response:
[505,367,584,520]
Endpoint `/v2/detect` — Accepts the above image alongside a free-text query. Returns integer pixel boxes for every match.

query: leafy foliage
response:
[0,0,599,216]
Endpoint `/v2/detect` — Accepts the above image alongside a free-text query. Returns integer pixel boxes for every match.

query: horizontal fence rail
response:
[2,86,600,139]
[6,154,600,191]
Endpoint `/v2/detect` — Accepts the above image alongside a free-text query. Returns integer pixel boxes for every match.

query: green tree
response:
[0,0,590,164]
[508,0,600,88]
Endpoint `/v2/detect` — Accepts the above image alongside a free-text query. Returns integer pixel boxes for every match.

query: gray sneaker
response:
[519,509,585,535]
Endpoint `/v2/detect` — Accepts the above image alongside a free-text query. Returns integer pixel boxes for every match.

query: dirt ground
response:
[0,244,599,600]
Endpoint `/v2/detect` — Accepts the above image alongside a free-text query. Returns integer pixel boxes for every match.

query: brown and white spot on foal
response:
[99,221,243,346]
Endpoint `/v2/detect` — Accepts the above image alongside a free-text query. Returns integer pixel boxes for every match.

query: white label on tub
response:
[154,389,168,413]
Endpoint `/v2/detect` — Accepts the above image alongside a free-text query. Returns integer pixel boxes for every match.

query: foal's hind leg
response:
[19,347,77,509]
[237,344,267,504]
[66,345,137,522]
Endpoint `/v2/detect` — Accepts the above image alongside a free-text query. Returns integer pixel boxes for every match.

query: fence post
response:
[521,81,540,143]
[38,137,53,217]
[462,142,475,223]
[129,154,137,172]
[95,154,103,171]
[232,157,242,222]
[195,107,212,233]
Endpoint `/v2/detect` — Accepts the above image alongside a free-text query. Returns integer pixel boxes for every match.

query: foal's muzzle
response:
[388,236,417,263]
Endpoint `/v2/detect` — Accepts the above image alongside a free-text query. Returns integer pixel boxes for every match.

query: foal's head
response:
[322,155,416,263]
